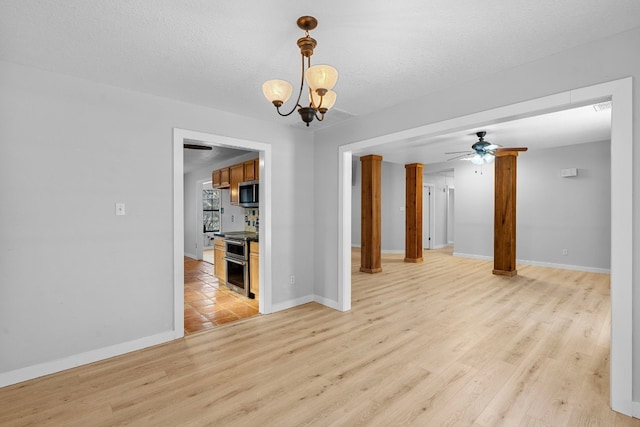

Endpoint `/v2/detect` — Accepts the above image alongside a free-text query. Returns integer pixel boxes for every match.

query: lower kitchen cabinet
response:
[250,241,259,299]
[214,237,226,284]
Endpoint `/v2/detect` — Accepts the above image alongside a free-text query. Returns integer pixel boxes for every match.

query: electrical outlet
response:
[562,249,568,256]
[115,203,125,216]
[290,275,295,285]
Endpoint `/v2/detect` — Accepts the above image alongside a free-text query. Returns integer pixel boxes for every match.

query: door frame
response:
[194,178,207,261]
[338,78,633,415]
[173,128,273,337]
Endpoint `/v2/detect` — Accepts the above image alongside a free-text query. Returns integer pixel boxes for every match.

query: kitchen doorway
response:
[174,128,273,337]
[184,157,258,334]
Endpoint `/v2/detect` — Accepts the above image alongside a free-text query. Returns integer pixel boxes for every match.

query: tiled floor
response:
[184,257,258,335]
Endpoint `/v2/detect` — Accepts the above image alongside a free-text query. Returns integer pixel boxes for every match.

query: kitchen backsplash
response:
[244,208,259,232]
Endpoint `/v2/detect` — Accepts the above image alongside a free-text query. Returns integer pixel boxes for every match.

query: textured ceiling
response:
[1,0,639,129]
[0,1,632,171]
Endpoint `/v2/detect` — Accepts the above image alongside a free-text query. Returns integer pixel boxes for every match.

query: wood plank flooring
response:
[1,247,638,426]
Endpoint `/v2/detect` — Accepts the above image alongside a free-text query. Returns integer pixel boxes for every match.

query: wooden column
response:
[405,163,424,263]
[493,148,527,276]
[360,155,383,273]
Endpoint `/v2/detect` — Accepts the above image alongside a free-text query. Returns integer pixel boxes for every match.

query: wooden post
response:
[405,163,424,263]
[493,148,527,276]
[360,155,383,273]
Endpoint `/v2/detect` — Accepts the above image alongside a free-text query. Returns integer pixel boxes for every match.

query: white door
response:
[422,185,434,249]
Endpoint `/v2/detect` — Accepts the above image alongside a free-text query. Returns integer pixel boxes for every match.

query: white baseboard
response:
[184,252,197,260]
[0,330,176,388]
[314,295,342,311]
[452,252,610,274]
[453,252,493,261]
[631,400,640,419]
[516,258,610,274]
[270,295,315,313]
[270,294,344,313]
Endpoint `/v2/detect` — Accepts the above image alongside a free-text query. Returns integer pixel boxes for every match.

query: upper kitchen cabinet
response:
[243,158,259,181]
[212,167,230,189]
[213,157,259,204]
[229,164,244,205]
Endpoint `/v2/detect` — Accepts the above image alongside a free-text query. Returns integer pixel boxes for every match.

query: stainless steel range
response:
[223,234,257,298]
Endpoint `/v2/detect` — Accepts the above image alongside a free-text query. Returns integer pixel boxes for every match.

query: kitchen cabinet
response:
[214,237,226,283]
[229,163,244,205]
[243,158,259,181]
[212,168,230,189]
[213,158,258,201]
[250,241,259,300]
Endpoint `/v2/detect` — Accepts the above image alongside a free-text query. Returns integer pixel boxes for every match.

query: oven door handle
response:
[224,257,247,266]
[225,239,245,245]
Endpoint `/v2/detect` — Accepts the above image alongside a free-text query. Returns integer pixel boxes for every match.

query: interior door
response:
[422,185,433,249]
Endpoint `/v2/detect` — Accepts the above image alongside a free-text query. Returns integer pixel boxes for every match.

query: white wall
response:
[314,27,639,403]
[0,60,314,383]
[351,158,405,252]
[452,140,611,271]
[519,141,610,269]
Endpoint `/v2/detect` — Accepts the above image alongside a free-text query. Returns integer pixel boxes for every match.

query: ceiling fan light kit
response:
[262,16,338,126]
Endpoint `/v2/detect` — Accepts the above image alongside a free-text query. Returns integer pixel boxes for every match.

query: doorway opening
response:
[339,79,633,415]
[184,147,260,334]
[173,128,273,338]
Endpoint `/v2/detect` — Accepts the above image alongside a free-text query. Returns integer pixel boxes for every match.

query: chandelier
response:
[262,16,338,126]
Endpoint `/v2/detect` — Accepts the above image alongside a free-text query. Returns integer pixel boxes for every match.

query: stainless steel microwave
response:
[238,180,259,207]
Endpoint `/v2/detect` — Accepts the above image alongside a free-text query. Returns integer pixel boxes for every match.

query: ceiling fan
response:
[445,131,499,165]
[184,143,212,150]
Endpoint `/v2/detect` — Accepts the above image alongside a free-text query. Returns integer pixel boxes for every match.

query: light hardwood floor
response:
[1,248,638,426]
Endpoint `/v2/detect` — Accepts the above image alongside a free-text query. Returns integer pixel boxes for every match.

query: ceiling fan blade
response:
[184,144,213,150]
[448,153,474,161]
[444,151,473,155]
[486,144,500,150]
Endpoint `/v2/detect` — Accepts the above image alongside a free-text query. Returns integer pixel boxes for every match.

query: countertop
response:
[214,231,258,241]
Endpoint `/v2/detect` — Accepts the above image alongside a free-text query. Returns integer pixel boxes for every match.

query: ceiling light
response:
[262,16,338,127]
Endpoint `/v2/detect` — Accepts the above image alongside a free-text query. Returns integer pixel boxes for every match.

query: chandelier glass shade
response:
[262,80,293,106]
[262,16,338,126]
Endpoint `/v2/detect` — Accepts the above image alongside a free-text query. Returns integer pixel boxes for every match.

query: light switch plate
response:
[115,203,126,216]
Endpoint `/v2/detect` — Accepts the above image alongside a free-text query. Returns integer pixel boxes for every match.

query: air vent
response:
[593,101,612,112]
